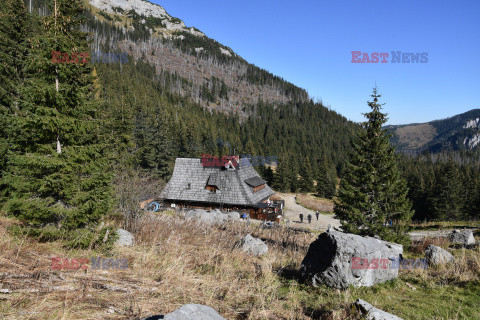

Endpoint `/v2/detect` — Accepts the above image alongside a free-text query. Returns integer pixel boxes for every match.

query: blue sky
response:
[158,0,479,125]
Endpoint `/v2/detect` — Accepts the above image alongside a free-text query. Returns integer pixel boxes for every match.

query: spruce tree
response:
[0,0,31,190]
[288,154,300,193]
[244,138,256,157]
[263,165,275,185]
[1,0,113,236]
[136,107,173,178]
[0,0,30,110]
[316,154,336,198]
[334,87,413,244]
[272,154,290,192]
[431,161,462,220]
[463,166,480,220]
[299,155,314,192]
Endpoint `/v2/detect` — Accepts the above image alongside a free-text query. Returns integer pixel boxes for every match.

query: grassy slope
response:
[0,213,479,320]
[295,193,334,213]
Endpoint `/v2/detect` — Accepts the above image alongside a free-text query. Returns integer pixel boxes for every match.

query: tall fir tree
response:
[288,154,300,193]
[262,165,275,185]
[334,87,413,244]
[299,155,314,192]
[0,0,30,110]
[0,0,31,190]
[431,161,462,220]
[1,0,113,235]
[316,154,336,198]
[244,138,256,157]
[272,153,290,192]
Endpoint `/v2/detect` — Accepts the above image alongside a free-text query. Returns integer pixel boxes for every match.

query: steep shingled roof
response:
[160,158,274,206]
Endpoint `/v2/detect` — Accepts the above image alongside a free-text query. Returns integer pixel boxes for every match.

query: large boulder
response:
[424,244,454,265]
[300,229,403,289]
[236,234,268,256]
[354,299,403,320]
[141,304,225,320]
[185,209,229,225]
[449,229,476,246]
[115,228,134,247]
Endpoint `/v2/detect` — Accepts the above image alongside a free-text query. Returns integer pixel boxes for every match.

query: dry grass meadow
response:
[295,194,334,213]
[1,209,479,319]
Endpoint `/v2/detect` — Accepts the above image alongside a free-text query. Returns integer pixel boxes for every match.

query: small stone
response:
[449,230,476,246]
[424,244,454,265]
[164,304,226,319]
[115,228,135,247]
[405,282,416,290]
[354,299,404,320]
[141,304,226,320]
[236,234,268,256]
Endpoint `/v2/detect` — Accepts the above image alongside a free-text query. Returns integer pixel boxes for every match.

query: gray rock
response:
[236,234,268,256]
[228,211,240,220]
[115,228,134,247]
[354,299,403,320]
[449,229,476,246]
[141,304,225,320]
[300,229,403,289]
[424,244,454,265]
[185,209,228,225]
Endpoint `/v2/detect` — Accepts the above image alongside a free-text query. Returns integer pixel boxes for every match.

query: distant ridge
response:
[386,109,480,153]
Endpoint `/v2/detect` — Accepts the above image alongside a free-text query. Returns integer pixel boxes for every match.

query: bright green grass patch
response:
[410,220,480,231]
[278,276,480,320]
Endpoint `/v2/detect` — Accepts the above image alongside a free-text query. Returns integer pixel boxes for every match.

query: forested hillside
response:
[78,0,359,190]
[81,0,310,116]
[1,0,479,231]
[388,110,480,221]
[0,0,359,240]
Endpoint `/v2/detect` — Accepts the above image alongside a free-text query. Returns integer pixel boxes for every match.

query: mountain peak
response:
[89,0,205,36]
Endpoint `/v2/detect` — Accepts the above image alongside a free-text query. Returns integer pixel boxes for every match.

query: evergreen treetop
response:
[334,87,413,244]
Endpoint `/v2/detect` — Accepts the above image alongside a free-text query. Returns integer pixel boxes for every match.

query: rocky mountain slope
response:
[83,0,309,116]
[387,109,480,153]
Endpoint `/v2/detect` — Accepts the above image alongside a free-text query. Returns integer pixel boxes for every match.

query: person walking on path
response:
[315,211,319,221]
[307,214,312,224]
[299,213,304,223]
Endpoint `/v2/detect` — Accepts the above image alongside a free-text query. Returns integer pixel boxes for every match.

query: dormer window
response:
[206,185,218,193]
[206,173,220,193]
[244,176,267,193]
[253,184,265,193]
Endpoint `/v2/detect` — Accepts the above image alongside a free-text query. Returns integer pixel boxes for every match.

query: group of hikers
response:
[299,211,320,224]
[298,211,394,227]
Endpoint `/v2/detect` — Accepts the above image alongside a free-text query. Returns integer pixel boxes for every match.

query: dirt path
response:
[279,193,341,232]
[277,193,473,238]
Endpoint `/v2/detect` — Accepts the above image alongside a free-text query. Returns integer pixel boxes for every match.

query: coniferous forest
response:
[0,0,479,249]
